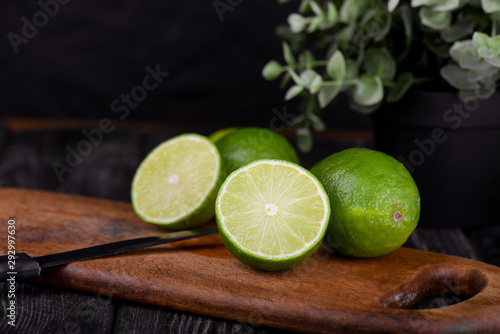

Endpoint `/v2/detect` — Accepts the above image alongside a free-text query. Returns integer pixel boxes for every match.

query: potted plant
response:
[262,0,500,227]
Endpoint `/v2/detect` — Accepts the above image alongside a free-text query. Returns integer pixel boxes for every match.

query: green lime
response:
[310,148,420,258]
[131,134,221,230]
[208,127,239,143]
[215,127,299,176]
[216,159,330,271]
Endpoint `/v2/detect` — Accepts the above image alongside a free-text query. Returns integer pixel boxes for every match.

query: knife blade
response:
[0,226,218,281]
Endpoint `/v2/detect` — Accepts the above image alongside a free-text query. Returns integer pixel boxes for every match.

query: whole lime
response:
[310,148,420,258]
[208,127,239,143]
[215,127,299,176]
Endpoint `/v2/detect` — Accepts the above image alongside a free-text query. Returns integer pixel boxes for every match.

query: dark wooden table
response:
[0,118,499,334]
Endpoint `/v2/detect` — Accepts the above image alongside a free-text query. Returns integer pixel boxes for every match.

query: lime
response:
[310,148,420,258]
[216,159,330,271]
[215,127,299,176]
[208,127,239,143]
[131,134,221,230]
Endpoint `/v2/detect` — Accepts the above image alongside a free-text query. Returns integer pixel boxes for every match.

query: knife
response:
[0,226,218,281]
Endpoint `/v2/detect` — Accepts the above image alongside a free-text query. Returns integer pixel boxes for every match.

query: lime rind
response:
[216,159,330,270]
[131,133,221,230]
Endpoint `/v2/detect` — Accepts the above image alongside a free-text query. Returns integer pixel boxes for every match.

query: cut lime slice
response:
[216,159,330,271]
[131,134,221,230]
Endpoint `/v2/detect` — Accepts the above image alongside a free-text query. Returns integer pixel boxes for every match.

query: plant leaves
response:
[411,0,438,7]
[388,0,400,12]
[326,2,338,25]
[310,75,323,94]
[318,85,341,108]
[339,0,369,23]
[282,42,296,66]
[440,64,480,90]
[440,18,475,43]
[262,60,284,81]
[300,69,317,86]
[387,72,414,103]
[450,40,491,70]
[327,51,346,80]
[288,69,303,86]
[285,85,304,100]
[352,75,384,106]
[397,4,413,61]
[433,0,461,11]
[299,50,316,69]
[362,48,396,81]
[288,14,309,33]
[308,113,326,131]
[296,127,313,153]
[419,7,451,30]
[473,32,500,67]
[467,67,499,83]
[481,0,500,13]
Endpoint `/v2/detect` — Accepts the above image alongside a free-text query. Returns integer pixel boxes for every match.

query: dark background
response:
[0,0,371,130]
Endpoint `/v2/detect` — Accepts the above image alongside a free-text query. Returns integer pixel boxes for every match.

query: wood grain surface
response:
[1,188,500,334]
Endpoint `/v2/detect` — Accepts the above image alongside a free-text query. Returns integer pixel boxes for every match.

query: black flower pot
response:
[372,91,500,227]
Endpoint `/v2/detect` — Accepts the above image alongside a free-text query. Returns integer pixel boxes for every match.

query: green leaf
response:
[440,64,480,90]
[481,0,500,13]
[288,14,309,33]
[419,7,451,30]
[473,32,500,67]
[339,0,369,23]
[282,42,296,66]
[327,51,346,80]
[467,67,499,82]
[299,69,323,93]
[310,75,323,94]
[433,0,460,11]
[450,40,491,70]
[345,60,359,80]
[361,8,392,42]
[299,50,316,69]
[398,4,413,61]
[387,72,414,103]
[309,1,324,17]
[288,69,303,86]
[308,113,326,131]
[285,85,304,100]
[262,60,284,81]
[411,0,438,7]
[297,127,313,153]
[440,18,475,43]
[388,0,400,12]
[307,16,324,32]
[326,2,338,25]
[318,85,341,108]
[352,75,384,106]
[300,69,317,86]
[362,48,396,81]
[335,24,356,46]
[280,72,291,89]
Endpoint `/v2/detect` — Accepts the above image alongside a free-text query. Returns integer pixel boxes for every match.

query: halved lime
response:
[216,159,330,271]
[131,134,221,230]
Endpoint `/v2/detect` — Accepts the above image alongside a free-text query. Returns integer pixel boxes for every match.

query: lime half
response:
[216,160,330,271]
[131,134,221,230]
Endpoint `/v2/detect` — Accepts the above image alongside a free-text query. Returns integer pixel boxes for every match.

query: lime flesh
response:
[216,159,330,271]
[131,134,221,230]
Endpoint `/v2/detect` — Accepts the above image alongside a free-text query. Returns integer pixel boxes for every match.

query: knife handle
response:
[0,252,42,281]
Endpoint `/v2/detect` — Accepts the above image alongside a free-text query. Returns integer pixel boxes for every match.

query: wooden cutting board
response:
[1,188,500,333]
